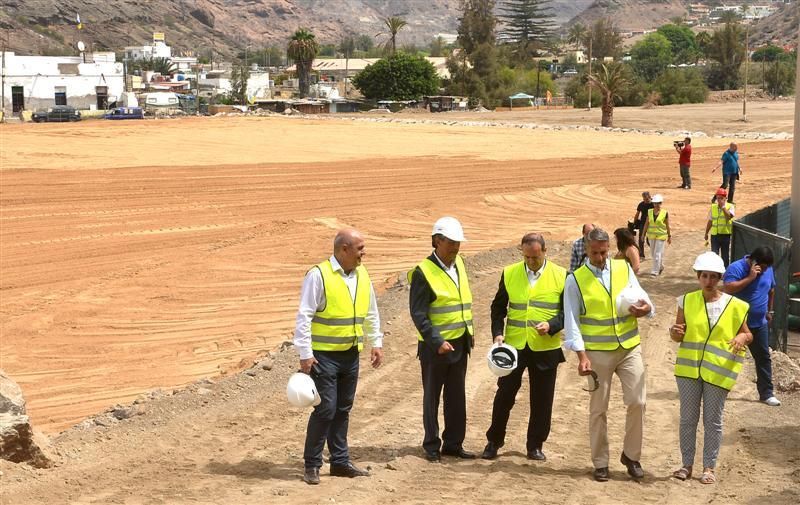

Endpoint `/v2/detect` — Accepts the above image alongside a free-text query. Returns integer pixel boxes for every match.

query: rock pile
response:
[0,370,54,468]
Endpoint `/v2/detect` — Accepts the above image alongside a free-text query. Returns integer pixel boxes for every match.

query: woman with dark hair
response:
[614,227,640,274]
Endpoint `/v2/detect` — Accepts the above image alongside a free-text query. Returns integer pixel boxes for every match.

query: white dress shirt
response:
[433,251,459,287]
[563,258,655,352]
[293,255,383,360]
[526,260,545,287]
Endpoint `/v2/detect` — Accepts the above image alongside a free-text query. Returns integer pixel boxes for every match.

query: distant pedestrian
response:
[642,194,671,276]
[722,246,780,407]
[569,223,595,272]
[676,137,692,189]
[712,143,741,203]
[705,188,735,267]
[614,227,640,274]
[633,192,653,260]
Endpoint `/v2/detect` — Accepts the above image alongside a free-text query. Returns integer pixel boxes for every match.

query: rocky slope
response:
[1,0,591,57]
[750,2,800,48]
[567,0,688,31]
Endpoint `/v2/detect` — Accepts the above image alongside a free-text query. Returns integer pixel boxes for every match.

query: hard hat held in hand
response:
[692,251,726,274]
[487,343,518,377]
[432,216,467,242]
[287,372,321,408]
[616,286,648,316]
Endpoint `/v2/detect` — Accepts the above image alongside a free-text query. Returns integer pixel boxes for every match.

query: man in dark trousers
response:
[293,228,384,485]
[482,233,566,461]
[409,216,476,462]
[676,137,692,189]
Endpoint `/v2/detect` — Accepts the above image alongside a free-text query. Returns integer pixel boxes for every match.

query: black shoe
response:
[330,462,369,478]
[593,467,609,482]
[481,441,501,460]
[676,184,686,189]
[527,448,546,461]
[620,453,644,480]
[425,450,441,462]
[441,448,477,459]
[303,467,320,485]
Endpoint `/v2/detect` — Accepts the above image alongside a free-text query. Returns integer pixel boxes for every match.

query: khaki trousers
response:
[586,345,646,469]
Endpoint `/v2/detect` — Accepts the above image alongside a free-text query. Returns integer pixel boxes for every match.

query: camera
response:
[674,140,685,148]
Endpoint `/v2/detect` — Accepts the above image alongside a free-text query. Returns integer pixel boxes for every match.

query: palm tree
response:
[567,23,588,49]
[287,29,319,97]
[379,16,408,54]
[588,63,629,127]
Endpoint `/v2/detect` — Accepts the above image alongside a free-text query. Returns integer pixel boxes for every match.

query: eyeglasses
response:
[583,370,600,393]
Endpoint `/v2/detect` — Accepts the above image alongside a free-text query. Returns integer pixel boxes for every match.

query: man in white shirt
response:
[293,228,383,485]
[564,227,654,482]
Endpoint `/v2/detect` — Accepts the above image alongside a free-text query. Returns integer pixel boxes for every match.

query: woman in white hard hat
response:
[641,194,671,277]
[669,251,752,484]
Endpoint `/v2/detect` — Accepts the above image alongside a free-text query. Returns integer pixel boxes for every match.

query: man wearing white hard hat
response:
[409,216,476,462]
[482,233,567,462]
[293,228,384,485]
[642,194,671,277]
[563,227,654,482]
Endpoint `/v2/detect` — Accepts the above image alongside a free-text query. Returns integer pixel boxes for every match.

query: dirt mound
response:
[772,351,800,393]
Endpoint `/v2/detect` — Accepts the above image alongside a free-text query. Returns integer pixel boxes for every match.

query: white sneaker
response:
[763,396,781,407]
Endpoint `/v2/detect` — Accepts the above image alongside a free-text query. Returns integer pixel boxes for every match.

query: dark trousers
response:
[680,164,691,188]
[721,173,737,202]
[748,325,774,400]
[485,345,559,451]
[420,338,468,453]
[304,348,359,469]
[637,225,646,259]
[710,233,731,267]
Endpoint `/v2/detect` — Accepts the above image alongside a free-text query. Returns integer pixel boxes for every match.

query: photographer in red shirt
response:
[676,137,692,189]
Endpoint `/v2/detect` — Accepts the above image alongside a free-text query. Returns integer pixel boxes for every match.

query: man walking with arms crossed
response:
[482,233,566,462]
[293,228,384,485]
[564,228,654,482]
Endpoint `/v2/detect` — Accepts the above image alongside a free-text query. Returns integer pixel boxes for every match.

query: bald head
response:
[582,223,595,236]
[729,142,738,151]
[333,228,365,273]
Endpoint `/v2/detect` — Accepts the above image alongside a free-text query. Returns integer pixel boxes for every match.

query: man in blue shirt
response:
[712,143,741,203]
[722,246,779,406]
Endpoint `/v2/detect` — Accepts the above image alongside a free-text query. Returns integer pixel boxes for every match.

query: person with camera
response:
[712,143,741,203]
[675,137,692,189]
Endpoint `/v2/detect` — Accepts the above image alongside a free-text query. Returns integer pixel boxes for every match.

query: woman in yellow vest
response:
[669,251,752,485]
[642,193,671,277]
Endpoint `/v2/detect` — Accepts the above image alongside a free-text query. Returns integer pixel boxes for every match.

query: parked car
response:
[104,107,144,120]
[31,105,81,123]
[562,68,579,76]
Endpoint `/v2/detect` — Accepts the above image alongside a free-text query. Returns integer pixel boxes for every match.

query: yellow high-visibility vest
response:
[573,259,640,351]
[310,260,370,352]
[710,203,734,236]
[408,255,473,341]
[503,260,565,351]
[646,208,668,240]
[674,291,749,391]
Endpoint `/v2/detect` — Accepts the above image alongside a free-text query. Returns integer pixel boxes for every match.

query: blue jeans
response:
[747,325,774,400]
[304,348,360,469]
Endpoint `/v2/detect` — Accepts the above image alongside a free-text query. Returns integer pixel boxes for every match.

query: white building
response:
[124,33,171,61]
[198,69,271,102]
[1,51,124,114]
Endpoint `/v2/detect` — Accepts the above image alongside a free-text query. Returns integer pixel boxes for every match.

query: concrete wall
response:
[1,52,124,113]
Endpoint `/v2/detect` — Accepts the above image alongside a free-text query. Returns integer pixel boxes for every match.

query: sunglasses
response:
[583,370,600,392]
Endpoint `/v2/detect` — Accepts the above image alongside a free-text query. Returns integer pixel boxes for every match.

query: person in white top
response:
[293,228,383,485]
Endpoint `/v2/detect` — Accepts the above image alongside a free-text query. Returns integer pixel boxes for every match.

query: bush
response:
[564,74,602,108]
[765,60,796,97]
[653,68,708,105]
[352,52,440,100]
[494,66,557,106]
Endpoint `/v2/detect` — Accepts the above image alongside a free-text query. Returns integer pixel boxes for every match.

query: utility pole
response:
[791,21,800,274]
[1,30,6,123]
[742,23,749,122]
[587,36,593,111]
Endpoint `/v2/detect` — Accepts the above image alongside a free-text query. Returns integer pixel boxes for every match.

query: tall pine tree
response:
[498,0,555,61]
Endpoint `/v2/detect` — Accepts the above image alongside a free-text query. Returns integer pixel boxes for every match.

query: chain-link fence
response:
[731,198,792,351]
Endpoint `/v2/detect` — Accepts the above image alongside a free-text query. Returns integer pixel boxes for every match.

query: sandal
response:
[700,469,716,484]
[672,466,692,481]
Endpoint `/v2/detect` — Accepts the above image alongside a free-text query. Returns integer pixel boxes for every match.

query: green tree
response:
[352,52,440,100]
[132,57,176,75]
[751,45,785,62]
[765,60,796,97]
[653,68,708,104]
[587,18,623,59]
[695,31,713,57]
[588,62,629,127]
[429,36,446,57]
[448,0,499,105]
[287,28,319,97]
[657,23,700,63]
[567,22,588,49]
[356,34,374,52]
[630,33,673,82]
[494,65,556,104]
[379,16,408,55]
[230,64,251,105]
[705,21,745,90]
[498,0,556,62]
[719,10,741,24]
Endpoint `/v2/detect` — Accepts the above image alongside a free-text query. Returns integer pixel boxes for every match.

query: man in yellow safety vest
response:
[409,216,476,462]
[563,227,654,482]
[705,187,735,267]
[293,228,384,485]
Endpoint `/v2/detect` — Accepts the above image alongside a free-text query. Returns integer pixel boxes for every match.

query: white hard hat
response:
[616,285,648,315]
[432,216,467,242]
[487,343,518,377]
[287,372,321,408]
[692,251,726,274]
[651,194,664,203]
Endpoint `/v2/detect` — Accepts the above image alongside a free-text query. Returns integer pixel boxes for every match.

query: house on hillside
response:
[0,51,124,116]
